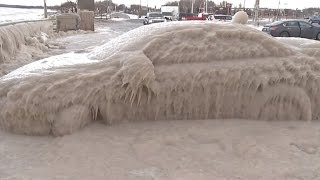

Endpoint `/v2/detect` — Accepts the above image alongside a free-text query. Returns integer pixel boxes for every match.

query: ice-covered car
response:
[1,22,320,136]
[143,12,165,25]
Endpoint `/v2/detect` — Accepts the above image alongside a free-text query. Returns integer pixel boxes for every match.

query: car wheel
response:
[317,33,320,40]
[280,32,290,37]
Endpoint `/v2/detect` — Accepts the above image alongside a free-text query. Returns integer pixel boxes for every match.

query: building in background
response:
[77,0,94,11]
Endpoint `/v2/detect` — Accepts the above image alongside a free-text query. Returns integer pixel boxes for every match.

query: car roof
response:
[271,19,311,24]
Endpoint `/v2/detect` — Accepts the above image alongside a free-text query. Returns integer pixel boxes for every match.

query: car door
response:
[282,21,300,37]
[299,21,316,39]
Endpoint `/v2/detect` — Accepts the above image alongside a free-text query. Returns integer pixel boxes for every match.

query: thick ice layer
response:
[1,22,320,136]
[0,21,53,75]
[277,37,320,57]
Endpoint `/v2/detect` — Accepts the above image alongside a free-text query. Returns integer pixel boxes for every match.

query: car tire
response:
[280,32,290,37]
[317,33,320,40]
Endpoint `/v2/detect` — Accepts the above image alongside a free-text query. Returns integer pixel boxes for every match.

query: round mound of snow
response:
[0,22,319,136]
[232,11,249,24]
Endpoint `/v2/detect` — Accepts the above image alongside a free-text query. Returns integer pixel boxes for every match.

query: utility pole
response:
[139,0,141,17]
[205,0,208,13]
[277,0,281,20]
[191,0,194,13]
[44,0,47,18]
[243,0,246,10]
[254,0,260,25]
[147,0,149,12]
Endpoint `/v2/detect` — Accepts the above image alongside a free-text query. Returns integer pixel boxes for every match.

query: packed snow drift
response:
[0,21,54,75]
[1,22,320,136]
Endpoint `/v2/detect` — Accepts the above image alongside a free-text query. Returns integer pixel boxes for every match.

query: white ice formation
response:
[232,11,249,24]
[0,22,319,136]
[0,21,53,75]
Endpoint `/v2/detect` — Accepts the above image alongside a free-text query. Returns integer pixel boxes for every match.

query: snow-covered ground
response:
[0,18,142,76]
[0,7,56,24]
[1,120,319,179]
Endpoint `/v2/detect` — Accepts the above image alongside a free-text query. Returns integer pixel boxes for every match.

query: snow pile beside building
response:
[1,22,320,136]
[0,21,53,75]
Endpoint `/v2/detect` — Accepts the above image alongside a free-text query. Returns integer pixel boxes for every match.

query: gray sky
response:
[0,0,319,9]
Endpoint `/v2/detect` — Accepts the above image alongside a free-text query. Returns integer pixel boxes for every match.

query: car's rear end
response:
[262,22,283,36]
[178,13,197,21]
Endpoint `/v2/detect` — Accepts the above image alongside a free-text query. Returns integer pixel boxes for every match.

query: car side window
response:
[299,22,312,28]
[283,22,299,27]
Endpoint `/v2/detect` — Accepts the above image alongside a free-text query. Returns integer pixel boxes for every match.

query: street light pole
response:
[44,0,47,18]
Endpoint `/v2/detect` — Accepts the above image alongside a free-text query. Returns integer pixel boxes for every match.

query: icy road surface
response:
[1,120,320,180]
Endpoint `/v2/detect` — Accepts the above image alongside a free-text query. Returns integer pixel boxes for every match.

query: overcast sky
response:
[0,0,320,9]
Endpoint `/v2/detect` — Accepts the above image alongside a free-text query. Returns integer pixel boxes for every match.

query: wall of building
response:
[77,0,94,11]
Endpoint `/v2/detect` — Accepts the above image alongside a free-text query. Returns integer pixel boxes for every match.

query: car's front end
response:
[262,26,276,35]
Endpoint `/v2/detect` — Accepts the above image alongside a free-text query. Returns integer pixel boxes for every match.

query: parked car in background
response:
[309,16,320,24]
[211,14,232,21]
[143,12,166,25]
[262,20,320,40]
[161,6,179,21]
[178,13,195,21]
[162,12,173,21]
[178,13,206,21]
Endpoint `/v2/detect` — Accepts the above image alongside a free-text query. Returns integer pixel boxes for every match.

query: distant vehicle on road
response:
[262,20,320,40]
[178,13,206,21]
[161,6,179,21]
[162,12,173,21]
[143,12,166,25]
[309,16,320,24]
[210,14,232,21]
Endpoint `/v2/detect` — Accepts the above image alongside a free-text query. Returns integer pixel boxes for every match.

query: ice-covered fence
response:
[0,20,53,64]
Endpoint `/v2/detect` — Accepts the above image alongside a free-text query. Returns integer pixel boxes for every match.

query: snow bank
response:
[1,22,320,136]
[126,13,139,19]
[0,21,53,75]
